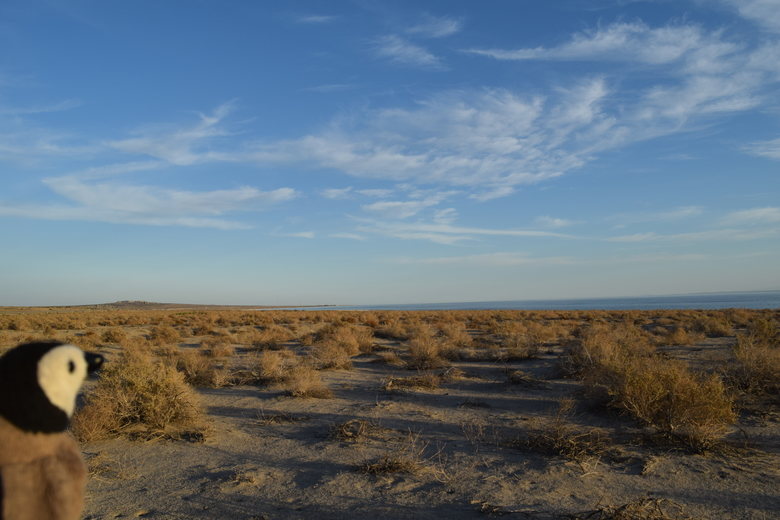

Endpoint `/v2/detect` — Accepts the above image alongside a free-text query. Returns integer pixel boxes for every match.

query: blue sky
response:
[1,0,779,306]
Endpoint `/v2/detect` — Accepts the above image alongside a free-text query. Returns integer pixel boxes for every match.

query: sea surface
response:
[276,290,780,312]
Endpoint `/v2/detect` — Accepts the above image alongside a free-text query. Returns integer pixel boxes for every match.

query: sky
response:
[1,0,779,306]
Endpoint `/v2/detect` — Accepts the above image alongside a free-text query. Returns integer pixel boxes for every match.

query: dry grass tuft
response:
[514,399,608,464]
[567,324,735,450]
[729,331,780,397]
[406,329,450,370]
[72,349,203,441]
[281,364,333,399]
[381,372,442,392]
[359,433,427,476]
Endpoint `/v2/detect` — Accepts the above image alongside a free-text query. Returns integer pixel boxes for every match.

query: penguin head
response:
[0,341,104,433]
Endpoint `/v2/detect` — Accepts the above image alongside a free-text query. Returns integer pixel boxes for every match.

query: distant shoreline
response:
[2,290,778,312]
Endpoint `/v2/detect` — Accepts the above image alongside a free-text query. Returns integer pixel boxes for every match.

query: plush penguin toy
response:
[0,341,103,520]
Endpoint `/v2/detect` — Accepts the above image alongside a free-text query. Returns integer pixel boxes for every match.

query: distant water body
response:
[279,291,780,312]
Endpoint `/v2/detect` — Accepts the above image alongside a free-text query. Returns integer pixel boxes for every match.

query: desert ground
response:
[0,306,778,519]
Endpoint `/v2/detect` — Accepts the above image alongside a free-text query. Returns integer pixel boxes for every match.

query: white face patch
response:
[36,344,89,417]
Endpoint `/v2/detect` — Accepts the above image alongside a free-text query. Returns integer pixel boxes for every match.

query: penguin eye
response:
[68,360,76,374]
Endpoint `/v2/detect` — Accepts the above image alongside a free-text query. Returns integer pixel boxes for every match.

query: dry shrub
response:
[359,433,427,476]
[662,326,704,346]
[692,315,733,337]
[72,350,202,441]
[102,327,127,344]
[614,359,735,450]
[565,323,654,375]
[437,321,472,347]
[313,340,354,370]
[201,337,234,358]
[148,325,180,346]
[729,333,780,396]
[253,350,295,384]
[502,332,542,360]
[382,372,442,392]
[374,320,409,341]
[282,364,333,398]
[568,324,735,450]
[329,419,381,443]
[174,349,230,388]
[250,325,293,350]
[407,329,449,370]
[372,350,406,367]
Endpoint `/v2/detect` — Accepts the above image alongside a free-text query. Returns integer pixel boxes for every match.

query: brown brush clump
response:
[312,339,354,370]
[514,399,607,465]
[382,372,442,392]
[359,433,427,476]
[251,350,296,384]
[437,321,473,347]
[173,349,231,388]
[729,329,780,397]
[406,328,450,369]
[101,327,128,344]
[281,364,333,398]
[567,324,735,451]
[148,325,180,346]
[661,326,704,346]
[72,349,203,442]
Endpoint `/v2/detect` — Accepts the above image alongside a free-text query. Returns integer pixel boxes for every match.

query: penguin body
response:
[0,341,103,520]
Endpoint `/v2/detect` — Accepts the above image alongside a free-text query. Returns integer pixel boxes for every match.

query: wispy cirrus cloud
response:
[394,252,573,266]
[718,0,780,34]
[535,216,578,228]
[295,14,339,24]
[109,101,238,166]
[721,207,780,225]
[356,218,576,245]
[0,172,297,230]
[609,206,704,227]
[744,137,780,160]
[406,15,462,38]
[463,22,737,66]
[607,227,778,242]
[373,35,443,68]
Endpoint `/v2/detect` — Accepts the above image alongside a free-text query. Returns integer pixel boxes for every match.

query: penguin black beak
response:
[85,352,104,374]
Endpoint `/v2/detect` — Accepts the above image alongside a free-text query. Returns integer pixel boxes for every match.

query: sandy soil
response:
[80,338,780,520]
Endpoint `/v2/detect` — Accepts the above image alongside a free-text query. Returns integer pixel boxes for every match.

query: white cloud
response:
[394,252,573,266]
[607,227,778,242]
[609,206,704,227]
[374,35,443,68]
[470,186,516,202]
[719,0,780,34]
[0,175,298,229]
[322,187,353,199]
[285,231,316,239]
[464,22,740,68]
[329,232,366,240]
[744,137,780,160]
[109,101,238,165]
[722,207,780,225]
[356,188,394,198]
[362,199,440,219]
[356,219,576,244]
[434,208,458,224]
[296,15,339,24]
[535,216,577,228]
[407,16,462,38]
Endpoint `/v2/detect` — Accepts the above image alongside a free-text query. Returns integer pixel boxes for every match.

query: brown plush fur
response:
[0,416,86,520]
